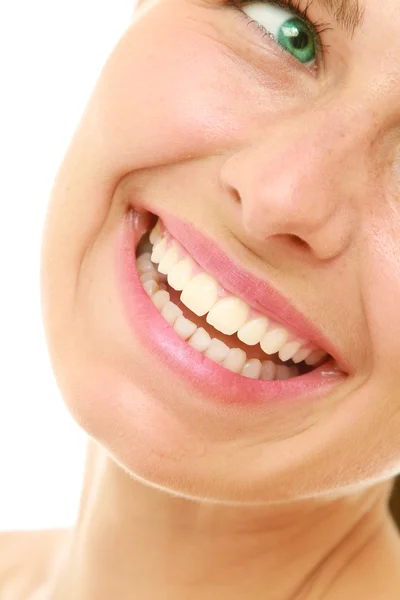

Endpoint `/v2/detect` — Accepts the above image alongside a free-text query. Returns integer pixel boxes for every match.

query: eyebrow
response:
[317,0,365,37]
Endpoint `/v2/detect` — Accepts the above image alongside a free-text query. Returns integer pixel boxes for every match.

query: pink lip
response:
[116,210,346,406]
[152,208,347,373]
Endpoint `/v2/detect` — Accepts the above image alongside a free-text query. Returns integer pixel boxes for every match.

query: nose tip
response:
[219,118,360,262]
[242,165,352,260]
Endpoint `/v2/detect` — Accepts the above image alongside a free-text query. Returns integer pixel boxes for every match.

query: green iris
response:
[277,17,316,64]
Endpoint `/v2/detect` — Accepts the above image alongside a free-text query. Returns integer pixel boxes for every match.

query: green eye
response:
[242,2,318,66]
[277,17,315,64]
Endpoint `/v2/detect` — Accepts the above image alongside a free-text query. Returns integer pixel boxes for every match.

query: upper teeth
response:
[207,296,249,335]
[143,220,326,367]
[167,257,193,290]
[181,273,219,316]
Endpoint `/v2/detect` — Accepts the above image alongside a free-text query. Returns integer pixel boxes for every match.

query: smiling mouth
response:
[134,216,333,382]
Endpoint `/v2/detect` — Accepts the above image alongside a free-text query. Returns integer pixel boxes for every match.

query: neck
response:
[48,439,393,600]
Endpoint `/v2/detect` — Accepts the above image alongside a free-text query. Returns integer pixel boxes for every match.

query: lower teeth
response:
[135,247,316,382]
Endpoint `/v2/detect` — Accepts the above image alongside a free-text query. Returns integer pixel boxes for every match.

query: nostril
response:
[232,189,241,204]
[288,234,309,250]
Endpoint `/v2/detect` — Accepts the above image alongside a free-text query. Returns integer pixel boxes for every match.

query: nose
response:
[219,104,375,262]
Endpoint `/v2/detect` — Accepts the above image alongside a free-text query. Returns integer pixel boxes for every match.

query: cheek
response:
[94,0,305,178]
[41,16,243,326]
[40,5,299,366]
[42,3,300,288]
[94,22,250,173]
[363,223,400,385]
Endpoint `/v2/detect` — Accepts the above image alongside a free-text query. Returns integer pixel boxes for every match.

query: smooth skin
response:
[2,0,400,598]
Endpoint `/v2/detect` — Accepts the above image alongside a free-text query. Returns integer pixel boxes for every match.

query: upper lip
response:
[143,205,348,373]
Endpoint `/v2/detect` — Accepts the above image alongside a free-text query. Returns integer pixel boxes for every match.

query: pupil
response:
[292,31,308,50]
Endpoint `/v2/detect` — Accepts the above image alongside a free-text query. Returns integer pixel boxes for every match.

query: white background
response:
[0,0,135,531]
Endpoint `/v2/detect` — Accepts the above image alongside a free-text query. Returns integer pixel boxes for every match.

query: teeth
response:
[222,348,247,373]
[140,271,159,284]
[151,237,168,264]
[204,339,230,363]
[292,347,313,364]
[275,364,292,380]
[151,289,170,311]
[139,223,328,381]
[136,252,155,274]
[304,349,327,366]
[161,301,183,325]
[261,360,276,380]
[241,358,262,379]
[260,327,289,355]
[147,281,313,381]
[158,245,180,275]
[149,221,162,245]
[237,317,269,346]
[278,341,302,363]
[143,280,158,296]
[206,296,249,335]
[181,273,219,316]
[173,316,197,340]
[187,327,211,352]
[167,258,194,291]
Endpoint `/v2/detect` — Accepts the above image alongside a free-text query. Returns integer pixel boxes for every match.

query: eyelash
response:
[223,0,332,67]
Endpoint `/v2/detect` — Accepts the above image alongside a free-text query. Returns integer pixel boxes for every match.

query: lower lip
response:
[116,211,346,406]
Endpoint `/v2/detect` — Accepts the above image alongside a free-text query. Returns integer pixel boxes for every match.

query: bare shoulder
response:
[0,528,70,600]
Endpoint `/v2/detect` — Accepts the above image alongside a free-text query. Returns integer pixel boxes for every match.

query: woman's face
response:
[41,0,400,503]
